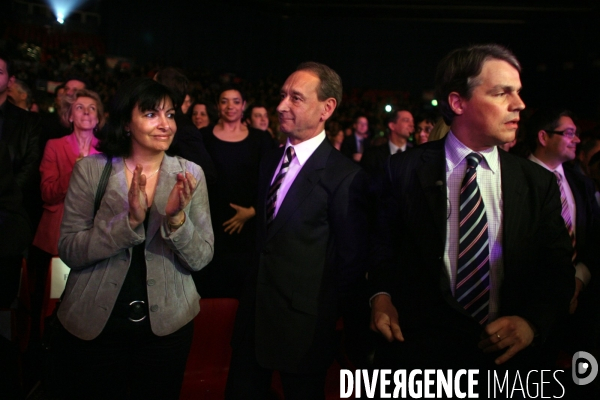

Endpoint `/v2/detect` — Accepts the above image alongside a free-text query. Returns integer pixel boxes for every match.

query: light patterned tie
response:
[554,171,576,262]
[456,153,490,325]
[266,146,295,226]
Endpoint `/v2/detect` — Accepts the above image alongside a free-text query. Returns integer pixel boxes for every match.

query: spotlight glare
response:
[50,0,87,25]
[385,104,392,112]
[431,99,438,107]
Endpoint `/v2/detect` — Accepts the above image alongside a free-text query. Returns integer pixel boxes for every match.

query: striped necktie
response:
[266,146,295,226]
[554,171,576,262]
[456,153,490,325]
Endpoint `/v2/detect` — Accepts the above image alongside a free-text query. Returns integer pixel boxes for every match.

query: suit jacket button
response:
[147,279,156,286]
[150,305,159,312]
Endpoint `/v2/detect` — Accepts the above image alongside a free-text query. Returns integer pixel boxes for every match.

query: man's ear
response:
[321,98,337,121]
[448,92,465,116]
[7,75,16,89]
[538,130,548,147]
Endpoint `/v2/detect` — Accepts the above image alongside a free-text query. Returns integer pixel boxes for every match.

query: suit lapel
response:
[266,139,330,241]
[2,102,18,142]
[500,151,527,262]
[415,140,447,246]
[564,167,585,245]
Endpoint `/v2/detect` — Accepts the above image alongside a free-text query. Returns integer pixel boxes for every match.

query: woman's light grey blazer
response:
[58,154,214,340]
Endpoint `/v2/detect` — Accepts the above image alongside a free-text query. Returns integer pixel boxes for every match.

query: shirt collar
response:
[528,154,565,178]
[445,130,499,173]
[388,140,406,154]
[284,131,326,166]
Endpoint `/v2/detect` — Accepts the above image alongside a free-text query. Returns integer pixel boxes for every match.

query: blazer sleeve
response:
[39,139,73,205]
[13,110,42,192]
[512,170,574,339]
[159,160,214,272]
[0,142,32,256]
[331,168,370,295]
[58,157,144,270]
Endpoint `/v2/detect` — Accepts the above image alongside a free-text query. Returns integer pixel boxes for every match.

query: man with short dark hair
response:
[369,44,573,380]
[361,109,414,184]
[246,104,270,132]
[341,114,370,162]
[226,61,368,399]
[42,77,88,144]
[526,108,600,373]
[63,77,86,100]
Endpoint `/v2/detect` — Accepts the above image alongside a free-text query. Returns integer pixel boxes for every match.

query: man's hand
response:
[570,277,584,314]
[370,294,404,342]
[478,316,535,365]
[352,153,363,162]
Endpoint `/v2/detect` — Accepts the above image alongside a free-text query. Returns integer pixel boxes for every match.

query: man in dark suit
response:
[369,44,574,379]
[526,107,600,371]
[226,62,368,399]
[0,53,42,229]
[361,109,414,197]
[0,140,32,398]
[340,114,370,162]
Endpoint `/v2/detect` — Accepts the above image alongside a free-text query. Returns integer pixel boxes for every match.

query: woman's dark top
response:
[106,211,149,332]
[200,126,274,256]
[195,126,273,298]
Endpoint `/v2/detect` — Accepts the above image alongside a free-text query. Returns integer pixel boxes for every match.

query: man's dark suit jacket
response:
[369,138,574,368]
[360,142,391,179]
[361,142,413,197]
[231,138,369,373]
[340,132,369,160]
[563,164,600,276]
[0,141,32,307]
[0,101,42,228]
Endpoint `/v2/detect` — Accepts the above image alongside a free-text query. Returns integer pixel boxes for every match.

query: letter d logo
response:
[572,351,598,385]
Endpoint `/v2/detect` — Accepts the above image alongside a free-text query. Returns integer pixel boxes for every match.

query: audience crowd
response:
[2,32,600,399]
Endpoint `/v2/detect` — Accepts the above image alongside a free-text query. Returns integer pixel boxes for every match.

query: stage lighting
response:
[385,105,392,112]
[431,99,438,107]
[47,0,88,25]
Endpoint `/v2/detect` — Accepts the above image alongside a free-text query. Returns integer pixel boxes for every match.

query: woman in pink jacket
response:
[33,89,105,255]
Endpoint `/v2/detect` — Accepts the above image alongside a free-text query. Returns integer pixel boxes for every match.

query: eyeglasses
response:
[415,126,433,134]
[545,129,579,139]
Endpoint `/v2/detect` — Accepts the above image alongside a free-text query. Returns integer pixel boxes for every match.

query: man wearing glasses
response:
[526,107,600,374]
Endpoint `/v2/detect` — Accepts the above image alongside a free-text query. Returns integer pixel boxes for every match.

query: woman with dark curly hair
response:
[56,78,213,399]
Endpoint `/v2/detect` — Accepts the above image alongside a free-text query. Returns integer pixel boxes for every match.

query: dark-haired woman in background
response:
[190,99,213,130]
[194,86,273,298]
[57,78,213,399]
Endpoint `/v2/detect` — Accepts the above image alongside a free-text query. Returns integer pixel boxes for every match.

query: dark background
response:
[5,0,600,118]
[96,0,600,117]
